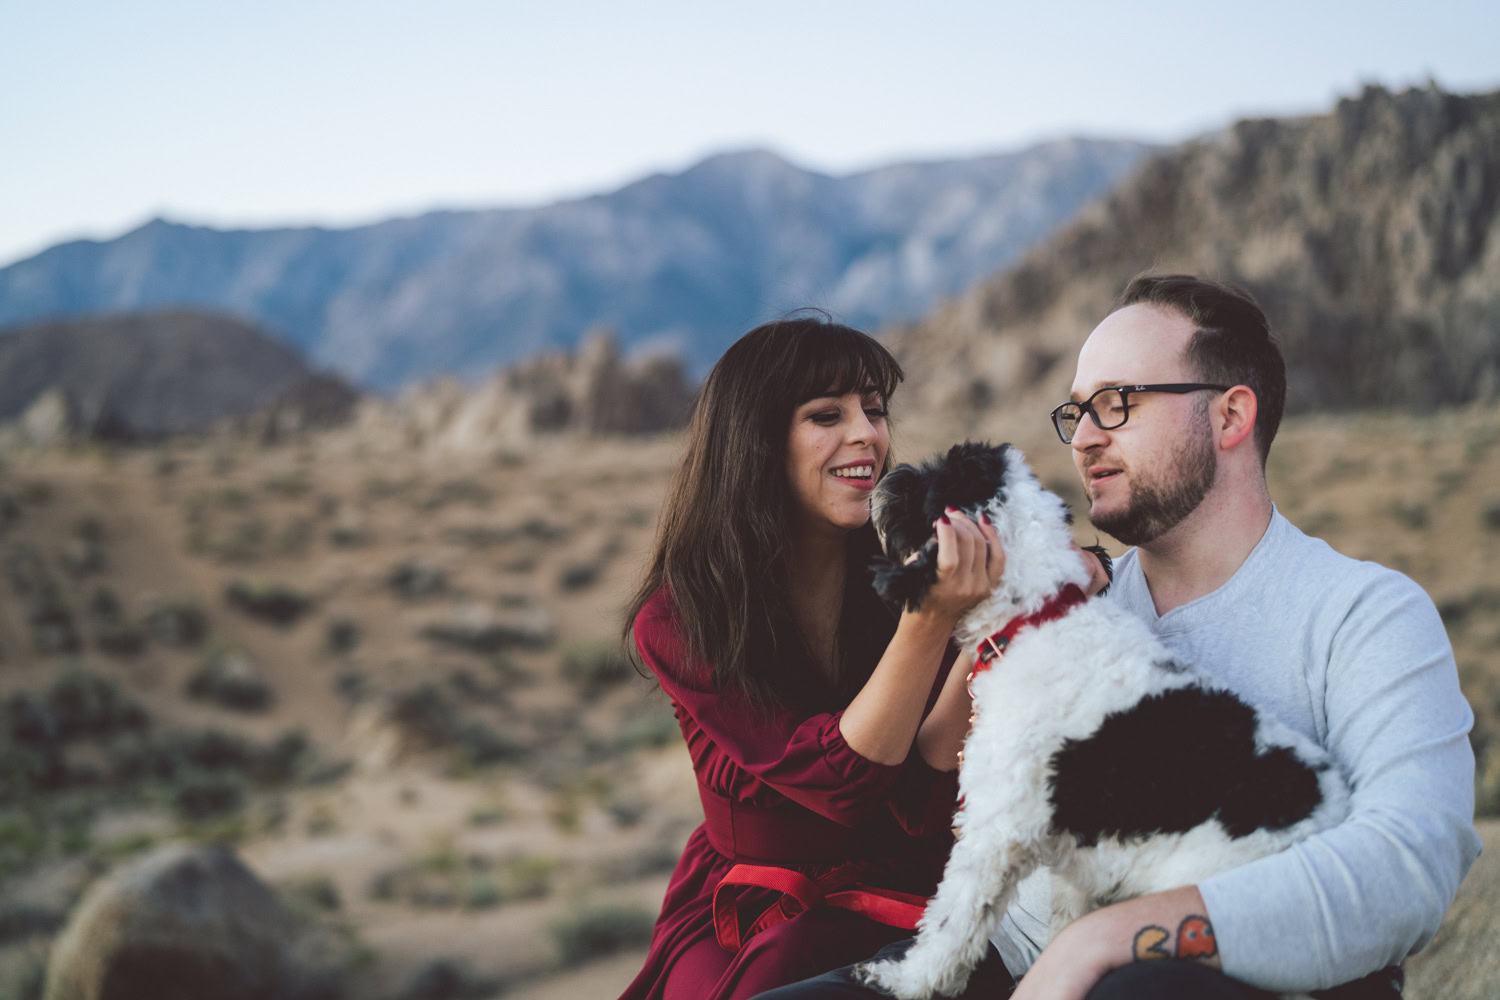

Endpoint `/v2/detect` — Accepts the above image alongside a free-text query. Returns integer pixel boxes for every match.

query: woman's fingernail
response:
[939,514,951,524]
[979,512,990,525]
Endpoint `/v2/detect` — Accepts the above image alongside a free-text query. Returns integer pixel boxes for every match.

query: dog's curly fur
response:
[858,443,1350,1000]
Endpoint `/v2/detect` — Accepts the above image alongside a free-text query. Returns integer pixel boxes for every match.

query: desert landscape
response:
[3,80,1498,999]
[1,392,1496,999]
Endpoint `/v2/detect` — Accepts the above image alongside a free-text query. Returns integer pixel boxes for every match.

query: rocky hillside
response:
[0,311,359,443]
[0,141,1151,388]
[885,84,1500,432]
[352,330,697,451]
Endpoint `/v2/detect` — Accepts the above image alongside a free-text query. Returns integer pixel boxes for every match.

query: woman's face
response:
[785,389,890,534]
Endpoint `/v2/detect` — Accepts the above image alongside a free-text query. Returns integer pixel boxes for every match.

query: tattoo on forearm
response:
[1132,925,1171,961]
[1131,915,1217,963]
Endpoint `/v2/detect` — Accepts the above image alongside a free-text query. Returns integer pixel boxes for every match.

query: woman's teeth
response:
[832,465,873,479]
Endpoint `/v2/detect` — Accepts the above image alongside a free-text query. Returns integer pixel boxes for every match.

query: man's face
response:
[1067,304,1218,547]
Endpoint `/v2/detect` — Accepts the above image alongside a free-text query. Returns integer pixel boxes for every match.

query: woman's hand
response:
[914,509,1005,626]
[1074,542,1111,597]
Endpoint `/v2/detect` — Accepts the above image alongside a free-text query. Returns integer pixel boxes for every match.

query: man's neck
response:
[1135,483,1273,616]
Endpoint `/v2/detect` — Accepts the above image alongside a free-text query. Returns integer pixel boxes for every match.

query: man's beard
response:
[1089,412,1217,547]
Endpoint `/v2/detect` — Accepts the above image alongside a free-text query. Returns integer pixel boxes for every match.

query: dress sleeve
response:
[634,596,914,828]
[1197,571,1483,992]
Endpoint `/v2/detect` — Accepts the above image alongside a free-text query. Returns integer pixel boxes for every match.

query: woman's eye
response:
[864,408,888,419]
[810,411,841,425]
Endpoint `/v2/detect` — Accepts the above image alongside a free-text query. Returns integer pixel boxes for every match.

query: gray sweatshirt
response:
[991,508,1481,992]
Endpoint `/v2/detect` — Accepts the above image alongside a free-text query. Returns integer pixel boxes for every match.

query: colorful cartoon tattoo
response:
[1131,915,1217,963]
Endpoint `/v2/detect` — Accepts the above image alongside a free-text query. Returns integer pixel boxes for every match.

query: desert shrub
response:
[263,473,311,498]
[326,618,361,653]
[1386,500,1429,531]
[224,580,315,625]
[1482,501,1500,533]
[453,720,525,768]
[391,958,498,1000]
[279,876,342,914]
[171,771,247,821]
[362,475,418,501]
[18,481,53,505]
[0,813,47,876]
[389,560,448,599]
[187,648,274,712]
[611,701,681,752]
[558,560,602,591]
[277,517,315,555]
[216,487,255,510]
[1437,586,1500,630]
[561,642,634,700]
[462,877,503,910]
[500,555,537,573]
[42,668,149,741]
[519,517,566,542]
[598,842,680,882]
[144,600,209,647]
[1476,745,1500,818]
[423,479,494,510]
[442,525,512,548]
[549,904,655,965]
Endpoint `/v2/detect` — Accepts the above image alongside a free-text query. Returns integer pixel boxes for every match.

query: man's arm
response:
[1192,571,1481,990]
[1010,886,1218,1000]
[1016,569,1479,998]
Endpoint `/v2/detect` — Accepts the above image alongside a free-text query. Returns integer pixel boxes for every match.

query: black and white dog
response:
[858,442,1349,1000]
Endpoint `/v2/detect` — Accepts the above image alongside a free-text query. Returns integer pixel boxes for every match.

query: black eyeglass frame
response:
[1050,383,1231,444]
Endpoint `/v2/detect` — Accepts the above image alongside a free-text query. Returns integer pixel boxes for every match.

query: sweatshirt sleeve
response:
[1198,571,1482,992]
[633,598,906,827]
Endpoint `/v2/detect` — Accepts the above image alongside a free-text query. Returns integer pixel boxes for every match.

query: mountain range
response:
[886,83,1500,432]
[0,140,1151,389]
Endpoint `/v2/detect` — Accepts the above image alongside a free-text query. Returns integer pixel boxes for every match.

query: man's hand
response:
[1010,886,1218,1000]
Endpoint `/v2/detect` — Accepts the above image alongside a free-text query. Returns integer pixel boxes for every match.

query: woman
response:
[617,316,1001,1000]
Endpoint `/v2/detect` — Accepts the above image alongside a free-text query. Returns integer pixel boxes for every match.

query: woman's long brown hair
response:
[623,316,905,715]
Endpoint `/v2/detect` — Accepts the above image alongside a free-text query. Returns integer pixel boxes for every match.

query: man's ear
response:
[1215,385,1258,453]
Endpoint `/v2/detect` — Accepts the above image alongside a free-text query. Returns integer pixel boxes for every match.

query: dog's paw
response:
[856,954,963,1000]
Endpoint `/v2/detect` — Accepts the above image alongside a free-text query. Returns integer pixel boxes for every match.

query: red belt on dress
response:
[712,862,929,953]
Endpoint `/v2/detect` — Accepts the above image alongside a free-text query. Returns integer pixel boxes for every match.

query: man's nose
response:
[1070,409,1109,451]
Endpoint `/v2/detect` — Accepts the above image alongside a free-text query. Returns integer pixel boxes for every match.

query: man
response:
[755,275,1480,1000]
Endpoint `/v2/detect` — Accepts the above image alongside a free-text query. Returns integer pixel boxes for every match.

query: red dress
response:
[618,589,961,1000]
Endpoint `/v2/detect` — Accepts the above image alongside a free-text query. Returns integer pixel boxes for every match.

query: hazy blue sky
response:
[3,0,1497,266]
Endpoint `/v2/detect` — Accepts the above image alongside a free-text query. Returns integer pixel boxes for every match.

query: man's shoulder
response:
[1273,512,1426,601]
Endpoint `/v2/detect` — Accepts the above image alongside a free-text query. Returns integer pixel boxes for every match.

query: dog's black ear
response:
[871,464,932,561]
[870,538,940,611]
[1083,543,1114,596]
[929,441,1011,514]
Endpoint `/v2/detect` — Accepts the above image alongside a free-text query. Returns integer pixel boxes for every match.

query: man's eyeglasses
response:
[1050,384,1230,444]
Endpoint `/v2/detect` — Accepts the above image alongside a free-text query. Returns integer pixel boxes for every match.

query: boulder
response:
[43,844,346,1000]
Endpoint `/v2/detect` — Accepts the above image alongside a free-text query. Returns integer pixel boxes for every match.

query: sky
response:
[3,0,1498,267]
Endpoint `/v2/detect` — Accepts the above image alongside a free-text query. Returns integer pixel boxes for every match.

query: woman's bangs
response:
[788,326,904,406]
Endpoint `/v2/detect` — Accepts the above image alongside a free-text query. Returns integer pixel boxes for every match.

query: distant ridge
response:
[0,140,1152,388]
[0,310,357,440]
[886,84,1500,428]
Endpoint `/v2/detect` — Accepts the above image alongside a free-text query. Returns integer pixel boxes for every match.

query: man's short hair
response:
[1116,274,1287,464]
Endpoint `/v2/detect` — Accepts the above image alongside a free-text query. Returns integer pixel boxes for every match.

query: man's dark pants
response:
[750,937,1402,1000]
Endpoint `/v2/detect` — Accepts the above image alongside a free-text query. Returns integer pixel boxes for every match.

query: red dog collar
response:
[971,583,1088,675]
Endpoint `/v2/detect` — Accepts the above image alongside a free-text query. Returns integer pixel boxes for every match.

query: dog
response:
[857,442,1350,1000]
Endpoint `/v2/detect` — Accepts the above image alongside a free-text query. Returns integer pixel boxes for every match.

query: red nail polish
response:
[980,512,990,525]
[939,514,951,524]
